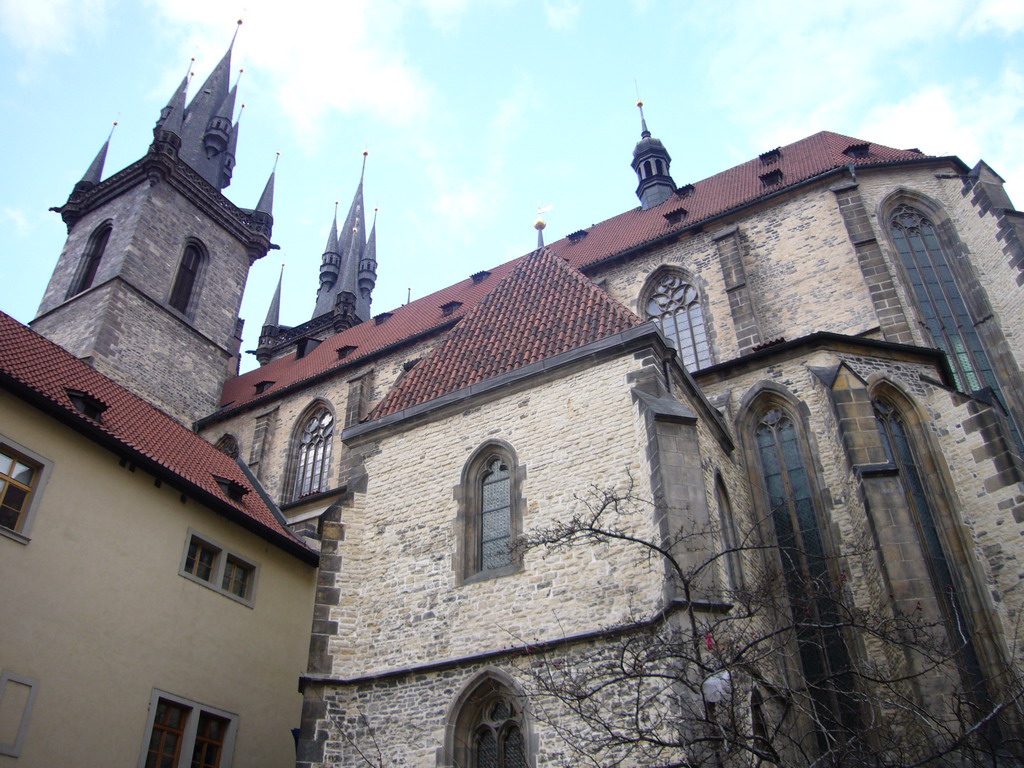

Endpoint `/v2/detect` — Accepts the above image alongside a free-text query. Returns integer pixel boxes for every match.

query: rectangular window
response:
[139,690,237,768]
[0,437,52,543]
[0,671,38,757]
[179,531,258,606]
[221,557,252,600]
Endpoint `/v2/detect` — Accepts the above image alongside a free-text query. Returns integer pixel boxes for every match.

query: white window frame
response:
[0,670,39,757]
[137,689,238,768]
[0,435,54,545]
[178,529,259,607]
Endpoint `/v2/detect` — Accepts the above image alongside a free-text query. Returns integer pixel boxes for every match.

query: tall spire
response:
[74,122,116,195]
[312,153,372,323]
[631,99,675,210]
[255,152,277,215]
[175,25,240,190]
[313,203,343,319]
[248,151,276,238]
[263,265,283,328]
[154,59,191,138]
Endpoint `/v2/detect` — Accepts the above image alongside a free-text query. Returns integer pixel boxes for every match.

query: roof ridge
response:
[0,311,309,554]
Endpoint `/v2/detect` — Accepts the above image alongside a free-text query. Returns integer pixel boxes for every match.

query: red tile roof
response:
[370,248,643,419]
[0,311,314,561]
[216,131,934,416]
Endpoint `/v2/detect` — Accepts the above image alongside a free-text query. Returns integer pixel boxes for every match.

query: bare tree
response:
[517,475,1024,768]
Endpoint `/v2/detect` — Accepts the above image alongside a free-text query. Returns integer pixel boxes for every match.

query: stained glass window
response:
[646,273,711,370]
[754,407,856,743]
[480,458,512,571]
[295,407,334,499]
[471,694,527,768]
[873,399,991,708]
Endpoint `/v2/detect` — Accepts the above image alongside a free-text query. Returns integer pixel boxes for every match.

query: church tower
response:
[631,100,675,209]
[31,36,274,425]
[252,156,377,366]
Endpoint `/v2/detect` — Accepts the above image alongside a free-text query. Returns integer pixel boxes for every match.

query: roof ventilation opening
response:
[675,183,695,199]
[373,312,393,326]
[254,380,274,394]
[403,358,420,372]
[759,169,784,188]
[337,345,357,360]
[567,229,589,245]
[296,337,321,359]
[759,148,782,165]
[664,208,687,225]
[67,389,108,421]
[843,142,871,159]
[213,475,248,502]
[470,270,491,284]
[441,301,463,317]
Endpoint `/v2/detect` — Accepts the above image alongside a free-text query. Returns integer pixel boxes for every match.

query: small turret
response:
[358,208,378,319]
[631,100,675,209]
[250,152,275,237]
[72,123,116,198]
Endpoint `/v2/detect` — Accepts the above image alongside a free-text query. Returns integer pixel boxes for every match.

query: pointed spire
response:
[324,202,340,254]
[637,99,651,139]
[79,122,116,189]
[177,28,238,188]
[263,265,283,328]
[154,59,191,138]
[631,99,675,210]
[255,152,278,215]
[313,154,369,321]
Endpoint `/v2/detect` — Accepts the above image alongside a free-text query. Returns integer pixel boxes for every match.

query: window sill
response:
[0,526,30,545]
[178,570,255,608]
[459,561,523,587]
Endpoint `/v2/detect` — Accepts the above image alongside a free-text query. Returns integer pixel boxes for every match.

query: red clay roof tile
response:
[0,311,308,554]
[218,131,932,416]
[370,248,643,419]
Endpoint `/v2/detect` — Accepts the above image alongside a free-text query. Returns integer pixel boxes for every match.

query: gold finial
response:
[272,151,280,172]
[534,218,546,231]
[363,149,369,157]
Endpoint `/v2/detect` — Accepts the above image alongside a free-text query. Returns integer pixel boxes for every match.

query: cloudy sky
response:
[2,0,1022,373]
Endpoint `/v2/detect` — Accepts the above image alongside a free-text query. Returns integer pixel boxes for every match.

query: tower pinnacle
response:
[631,99,675,209]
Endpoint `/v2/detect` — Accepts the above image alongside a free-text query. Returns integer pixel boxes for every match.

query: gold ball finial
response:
[534,218,547,231]
[362,149,369,157]
[636,99,644,108]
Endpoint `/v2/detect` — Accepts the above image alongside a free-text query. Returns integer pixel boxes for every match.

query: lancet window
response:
[293,406,334,499]
[752,406,856,745]
[67,222,112,298]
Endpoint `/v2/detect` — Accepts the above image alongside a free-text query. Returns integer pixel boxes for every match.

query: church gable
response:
[369,248,643,421]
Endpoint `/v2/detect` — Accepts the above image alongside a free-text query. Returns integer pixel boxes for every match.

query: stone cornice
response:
[51,135,273,264]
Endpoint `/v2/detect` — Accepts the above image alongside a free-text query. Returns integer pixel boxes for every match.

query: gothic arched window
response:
[752,406,856,745]
[872,398,992,709]
[169,243,205,315]
[67,221,112,298]
[473,695,528,768]
[214,434,239,459]
[293,406,334,500]
[644,272,711,370]
[457,443,524,582]
[888,205,996,394]
[446,673,531,768]
[714,474,743,590]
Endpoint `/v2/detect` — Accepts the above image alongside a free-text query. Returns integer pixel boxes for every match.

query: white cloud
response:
[544,0,581,30]
[964,0,1024,35]
[1,207,31,237]
[0,0,108,80]
[857,67,1024,201]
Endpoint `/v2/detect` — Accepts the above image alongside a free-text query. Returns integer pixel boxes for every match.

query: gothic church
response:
[13,37,1024,767]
